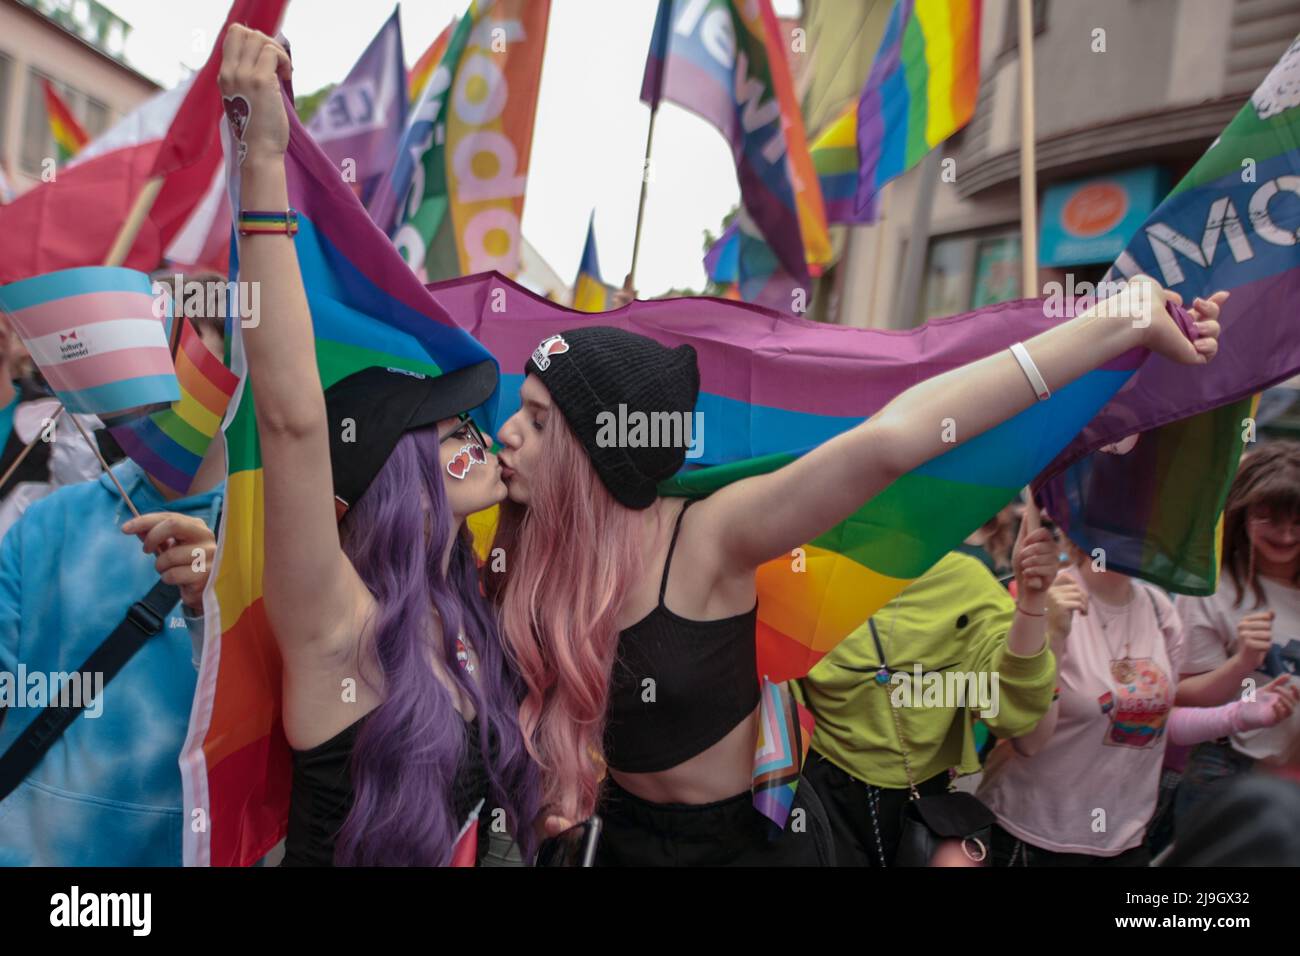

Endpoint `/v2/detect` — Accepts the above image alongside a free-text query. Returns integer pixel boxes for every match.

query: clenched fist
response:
[217,24,293,166]
[1233,610,1275,672]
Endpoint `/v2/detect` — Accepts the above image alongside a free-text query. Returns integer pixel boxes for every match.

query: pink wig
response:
[489,416,645,820]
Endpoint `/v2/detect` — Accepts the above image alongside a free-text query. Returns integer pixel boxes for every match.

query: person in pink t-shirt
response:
[1175,441,1300,827]
[978,536,1296,866]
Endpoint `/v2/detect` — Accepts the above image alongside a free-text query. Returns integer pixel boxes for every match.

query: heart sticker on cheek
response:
[468,444,486,464]
[446,451,471,480]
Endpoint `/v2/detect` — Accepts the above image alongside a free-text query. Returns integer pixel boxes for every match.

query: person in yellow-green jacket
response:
[797,516,1060,866]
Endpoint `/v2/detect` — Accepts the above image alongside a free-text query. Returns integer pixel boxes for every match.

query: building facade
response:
[810,0,1300,329]
[0,0,158,196]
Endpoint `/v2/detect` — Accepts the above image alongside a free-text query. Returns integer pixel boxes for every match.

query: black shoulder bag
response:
[0,580,179,804]
[867,617,996,866]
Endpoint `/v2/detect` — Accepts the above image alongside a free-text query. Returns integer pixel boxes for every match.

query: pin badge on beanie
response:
[531,334,569,371]
[523,326,701,510]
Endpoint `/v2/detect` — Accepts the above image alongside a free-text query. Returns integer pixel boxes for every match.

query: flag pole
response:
[0,301,141,517]
[1017,0,1038,299]
[628,104,659,291]
[0,408,63,492]
[103,175,164,267]
[66,412,141,519]
[630,0,674,290]
[1017,0,1041,530]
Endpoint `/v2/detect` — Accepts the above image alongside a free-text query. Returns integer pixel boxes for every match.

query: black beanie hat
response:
[525,326,700,509]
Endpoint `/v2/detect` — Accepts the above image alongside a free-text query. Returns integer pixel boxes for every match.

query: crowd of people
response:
[1,25,1297,868]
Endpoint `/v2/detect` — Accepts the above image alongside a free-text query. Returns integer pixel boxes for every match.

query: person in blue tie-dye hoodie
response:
[0,452,222,865]
[0,302,226,866]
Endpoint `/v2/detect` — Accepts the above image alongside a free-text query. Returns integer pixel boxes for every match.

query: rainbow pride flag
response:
[855,0,981,220]
[572,213,612,313]
[427,272,1175,683]
[183,86,496,867]
[408,18,456,104]
[752,679,815,826]
[1039,35,1300,595]
[0,266,178,416]
[813,103,866,224]
[109,317,239,496]
[43,80,89,163]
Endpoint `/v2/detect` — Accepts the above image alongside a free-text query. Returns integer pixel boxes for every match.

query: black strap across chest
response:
[0,579,179,804]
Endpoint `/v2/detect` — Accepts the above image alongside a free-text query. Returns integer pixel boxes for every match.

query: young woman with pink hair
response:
[488,284,1227,866]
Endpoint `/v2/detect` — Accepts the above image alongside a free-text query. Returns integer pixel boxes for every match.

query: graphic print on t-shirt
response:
[1263,638,1300,679]
[1096,657,1171,748]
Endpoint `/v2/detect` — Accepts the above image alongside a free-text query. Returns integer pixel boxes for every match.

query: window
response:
[21,69,94,173]
[84,96,108,138]
[21,68,53,174]
[919,226,1023,325]
[970,232,1022,308]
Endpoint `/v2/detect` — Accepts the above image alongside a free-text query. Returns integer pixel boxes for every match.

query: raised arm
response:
[217,25,369,659]
[699,280,1224,571]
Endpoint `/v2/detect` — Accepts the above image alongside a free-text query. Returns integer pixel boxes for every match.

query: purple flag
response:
[307,6,407,206]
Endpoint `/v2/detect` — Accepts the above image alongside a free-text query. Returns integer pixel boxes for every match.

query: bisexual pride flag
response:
[0,266,178,417]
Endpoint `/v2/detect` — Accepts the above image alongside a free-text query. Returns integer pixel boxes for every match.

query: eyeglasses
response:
[446,413,489,451]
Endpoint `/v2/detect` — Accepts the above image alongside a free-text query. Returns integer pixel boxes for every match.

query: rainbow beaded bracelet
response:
[238,208,299,237]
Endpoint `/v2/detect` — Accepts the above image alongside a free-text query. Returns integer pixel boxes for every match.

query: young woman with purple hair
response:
[218,26,537,866]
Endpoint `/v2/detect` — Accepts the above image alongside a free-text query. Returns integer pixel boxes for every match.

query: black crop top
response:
[603,499,761,774]
[281,711,492,866]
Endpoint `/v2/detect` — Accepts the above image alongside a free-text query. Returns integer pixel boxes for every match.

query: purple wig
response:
[333,426,539,865]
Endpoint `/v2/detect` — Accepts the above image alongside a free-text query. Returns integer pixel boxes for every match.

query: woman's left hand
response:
[1136,277,1226,366]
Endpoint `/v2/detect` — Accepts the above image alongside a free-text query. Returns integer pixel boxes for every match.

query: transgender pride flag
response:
[0,266,178,416]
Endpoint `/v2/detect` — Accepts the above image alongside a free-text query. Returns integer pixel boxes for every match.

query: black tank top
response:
[281,711,492,866]
[603,499,761,773]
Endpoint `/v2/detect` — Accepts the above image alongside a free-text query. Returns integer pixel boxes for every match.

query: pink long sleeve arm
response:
[1166,696,1279,746]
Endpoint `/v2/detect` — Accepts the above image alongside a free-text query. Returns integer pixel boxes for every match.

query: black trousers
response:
[803,748,950,866]
[594,775,836,866]
[990,823,1152,867]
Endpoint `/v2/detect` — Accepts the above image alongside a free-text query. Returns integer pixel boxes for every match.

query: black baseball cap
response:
[324,360,497,517]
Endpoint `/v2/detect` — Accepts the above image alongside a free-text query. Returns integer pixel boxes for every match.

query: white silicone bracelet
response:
[1010,341,1050,401]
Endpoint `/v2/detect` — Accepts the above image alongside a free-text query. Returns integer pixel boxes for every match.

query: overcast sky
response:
[101,0,802,295]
